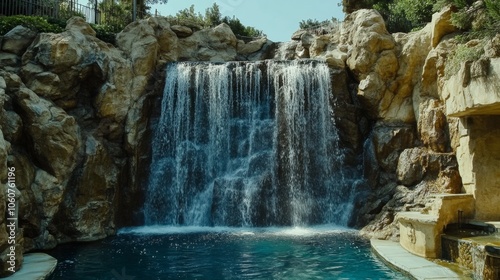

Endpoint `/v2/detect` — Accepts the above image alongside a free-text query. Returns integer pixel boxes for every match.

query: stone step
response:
[371,239,464,280]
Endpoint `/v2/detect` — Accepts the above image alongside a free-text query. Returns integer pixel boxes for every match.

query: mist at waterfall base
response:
[47,61,407,279]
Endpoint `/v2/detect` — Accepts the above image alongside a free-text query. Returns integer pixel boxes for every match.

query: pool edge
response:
[5,253,57,280]
[370,239,465,280]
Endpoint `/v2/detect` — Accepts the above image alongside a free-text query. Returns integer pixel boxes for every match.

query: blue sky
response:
[150,0,344,42]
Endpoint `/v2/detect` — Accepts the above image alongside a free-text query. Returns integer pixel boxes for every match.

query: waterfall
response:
[144,60,356,227]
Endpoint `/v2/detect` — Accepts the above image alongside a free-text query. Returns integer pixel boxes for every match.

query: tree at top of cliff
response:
[437,0,500,40]
[165,3,264,38]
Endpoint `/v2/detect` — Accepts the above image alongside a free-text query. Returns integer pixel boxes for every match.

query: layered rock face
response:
[279,7,500,239]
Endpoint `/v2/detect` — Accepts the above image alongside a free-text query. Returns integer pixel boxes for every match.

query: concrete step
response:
[371,239,465,280]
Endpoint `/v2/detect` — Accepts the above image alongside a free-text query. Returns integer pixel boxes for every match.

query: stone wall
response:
[457,116,500,221]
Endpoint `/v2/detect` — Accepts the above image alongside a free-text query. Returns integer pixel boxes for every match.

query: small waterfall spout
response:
[144,60,357,227]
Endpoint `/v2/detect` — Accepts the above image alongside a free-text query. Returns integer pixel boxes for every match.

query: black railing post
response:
[94,0,98,24]
[132,0,137,21]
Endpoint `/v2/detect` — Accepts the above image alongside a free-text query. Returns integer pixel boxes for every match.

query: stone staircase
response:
[396,194,475,258]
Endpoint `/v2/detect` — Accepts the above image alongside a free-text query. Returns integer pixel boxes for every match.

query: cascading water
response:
[144,60,357,227]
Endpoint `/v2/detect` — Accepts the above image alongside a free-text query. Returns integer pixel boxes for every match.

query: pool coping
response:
[371,239,465,280]
[5,253,57,280]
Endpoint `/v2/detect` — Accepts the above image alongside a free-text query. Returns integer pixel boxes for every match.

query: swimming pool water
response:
[47,226,406,280]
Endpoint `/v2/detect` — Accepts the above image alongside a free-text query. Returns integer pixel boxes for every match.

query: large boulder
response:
[417,98,449,153]
[237,37,268,55]
[442,56,500,116]
[430,5,458,48]
[116,18,159,76]
[1,25,37,56]
[340,9,403,120]
[391,25,433,123]
[21,18,112,109]
[170,25,193,38]
[178,23,238,62]
[341,10,396,78]
[371,123,417,173]
[30,169,63,249]
[14,87,81,179]
[397,148,426,186]
[52,136,118,242]
[7,152,39,252]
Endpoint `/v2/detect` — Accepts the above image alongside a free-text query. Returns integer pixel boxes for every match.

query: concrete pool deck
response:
[371,239,468,280]
[5,253,57,280]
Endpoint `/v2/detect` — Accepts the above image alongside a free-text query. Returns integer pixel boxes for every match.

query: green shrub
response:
[445,41,485,78]
[0,15,64,35]
[374,0,434,33]
[90,23,122,45]
[434,0,499,40]
[166,3,264,38]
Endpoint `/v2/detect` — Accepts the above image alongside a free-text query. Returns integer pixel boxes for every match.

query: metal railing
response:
[0,0,148,26]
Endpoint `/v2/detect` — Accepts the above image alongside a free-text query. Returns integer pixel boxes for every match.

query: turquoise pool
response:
[47,226,406,279]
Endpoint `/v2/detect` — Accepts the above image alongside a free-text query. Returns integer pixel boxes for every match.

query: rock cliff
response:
[1,6,499,275]
[271,7,500,239]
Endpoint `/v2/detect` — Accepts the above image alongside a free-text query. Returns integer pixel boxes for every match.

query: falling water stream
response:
[144,60,357,227]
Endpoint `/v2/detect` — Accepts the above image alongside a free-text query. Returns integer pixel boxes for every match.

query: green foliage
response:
[433,0,474,11]
[205,3,222,27]
[299,18,337,30]
[484,0,500,33]
[391,0,434,27]
[366,0,499,35]
[373,0,434,32]
[166,4,264,38]
[166,4,205,28]
[446,0,500,40]
[445,41,485,78]
[145,0,168,4]
[221,16,263,37]
[0,15,63,35]
[428,0,498,40]
[98,0,134,29]
[90,23,122,44]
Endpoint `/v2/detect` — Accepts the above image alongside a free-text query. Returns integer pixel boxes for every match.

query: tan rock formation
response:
[430,5,458,48]
[371,123,417,173]
[339,9,416,121]
[14,87,81,179]
[237,37,268,55]
[442,57,500,116]
[178,23,238,62]
[53,136,118,242]
[170,25,193,38]
[417,98,449,153]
